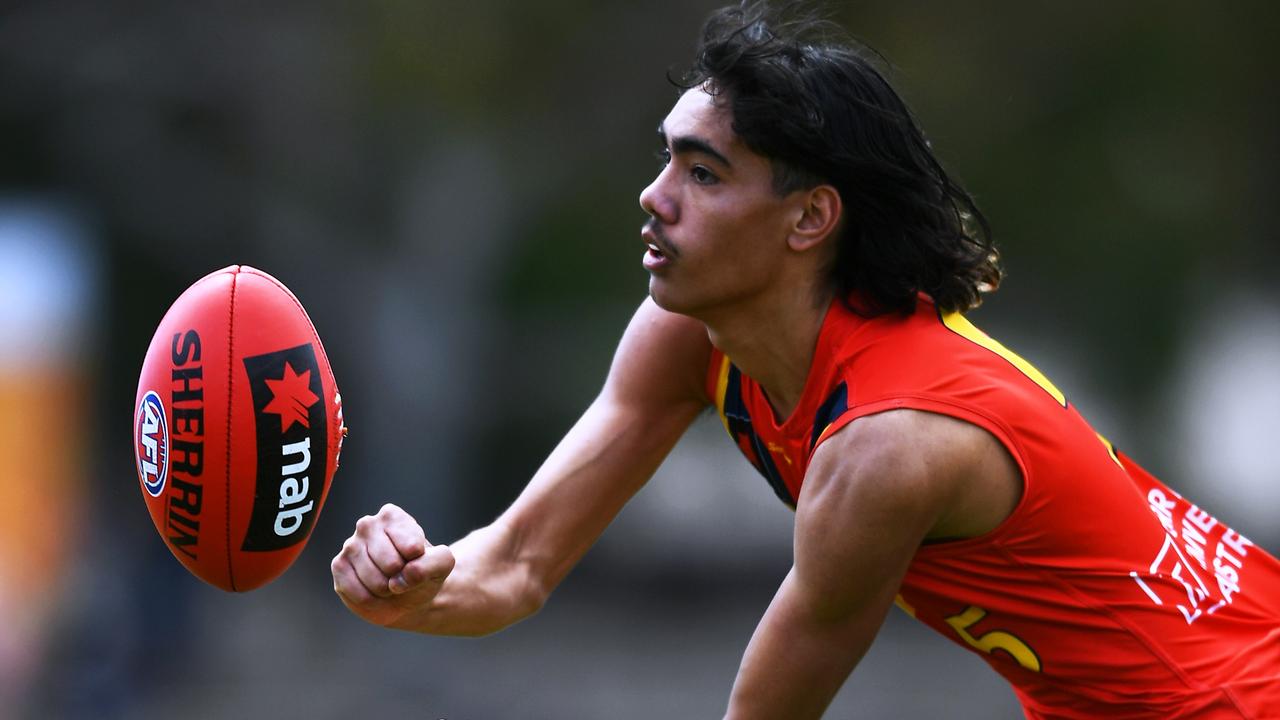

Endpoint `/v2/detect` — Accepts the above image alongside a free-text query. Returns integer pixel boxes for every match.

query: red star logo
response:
[263,362,319,432]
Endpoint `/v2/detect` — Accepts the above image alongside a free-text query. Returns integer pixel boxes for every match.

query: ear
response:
[787,184,842,253]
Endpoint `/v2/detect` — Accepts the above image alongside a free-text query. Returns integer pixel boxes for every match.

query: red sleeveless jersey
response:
[705,295,1280,719]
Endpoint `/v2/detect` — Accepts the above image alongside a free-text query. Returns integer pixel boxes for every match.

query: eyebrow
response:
[657,125,732,169]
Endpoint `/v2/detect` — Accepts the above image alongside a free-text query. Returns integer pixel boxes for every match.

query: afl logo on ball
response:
[136,390,169,497]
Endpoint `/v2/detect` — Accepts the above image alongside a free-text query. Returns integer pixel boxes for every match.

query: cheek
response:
[694,194,772,240]
[677,186,790,271]
[709,204,785,260]
[693,224,783,294]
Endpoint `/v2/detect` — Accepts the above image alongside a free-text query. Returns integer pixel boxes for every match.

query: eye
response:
[654,148,671,165]
[691,165,718,185]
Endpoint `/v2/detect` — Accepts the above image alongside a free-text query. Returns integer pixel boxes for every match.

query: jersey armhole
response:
[813,396,1026,473]
[810,395,1033,547]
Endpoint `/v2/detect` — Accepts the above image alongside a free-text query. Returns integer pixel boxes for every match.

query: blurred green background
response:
[1,1,1276,718]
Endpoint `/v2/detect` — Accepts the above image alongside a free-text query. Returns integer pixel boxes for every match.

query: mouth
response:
[641,222,676,254]
[641,224,674,271]
[642,242,670,272]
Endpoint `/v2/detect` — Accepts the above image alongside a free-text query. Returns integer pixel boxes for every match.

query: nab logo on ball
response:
[241,343,328,552]
[136,390,169,497]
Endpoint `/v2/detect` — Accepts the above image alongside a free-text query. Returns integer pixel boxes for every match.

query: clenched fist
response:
[331,503,456,629]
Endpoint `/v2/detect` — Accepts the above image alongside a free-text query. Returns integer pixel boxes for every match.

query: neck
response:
[703,284,834,422]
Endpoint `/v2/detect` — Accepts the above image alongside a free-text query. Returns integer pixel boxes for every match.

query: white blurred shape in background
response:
[0,199,99,711]
[1172,290,1280,550]
[0,202,98,370]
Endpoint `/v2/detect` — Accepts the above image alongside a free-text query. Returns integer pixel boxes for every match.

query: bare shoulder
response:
[804,409,1021,541]
[605,296,714,410]
[787,410,998,619]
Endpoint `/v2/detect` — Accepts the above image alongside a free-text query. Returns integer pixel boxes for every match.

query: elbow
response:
[518,573,552,622]
[463,567,551,639]
[467,580,549,639]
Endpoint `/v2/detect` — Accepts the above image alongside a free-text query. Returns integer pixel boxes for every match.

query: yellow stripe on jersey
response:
[894,594,917,618]
[941,311,1067,408]
[714,353,732,437]
[1096,432,1123,468]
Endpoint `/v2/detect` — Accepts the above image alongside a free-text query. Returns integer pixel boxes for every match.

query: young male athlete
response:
[331,3,1280,717]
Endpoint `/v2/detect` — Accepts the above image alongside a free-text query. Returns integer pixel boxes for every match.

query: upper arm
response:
[792,411,961,621]
[726,410,994,718]
[598,296,713,412]
[793,408,1019,617]
[496,296,711,594]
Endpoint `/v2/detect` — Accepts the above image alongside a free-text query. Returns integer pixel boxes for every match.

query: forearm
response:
[388,396,699,638]
[342,301,709,637]
[395,520,545,637]
[725,571,889,720]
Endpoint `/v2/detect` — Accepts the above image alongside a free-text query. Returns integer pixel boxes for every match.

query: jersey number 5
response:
[945,605,1043,673]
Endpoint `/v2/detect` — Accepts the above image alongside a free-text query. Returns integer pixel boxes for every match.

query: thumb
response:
[389,544,456,595]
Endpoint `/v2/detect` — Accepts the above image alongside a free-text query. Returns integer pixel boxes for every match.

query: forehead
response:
[661,88,737,146]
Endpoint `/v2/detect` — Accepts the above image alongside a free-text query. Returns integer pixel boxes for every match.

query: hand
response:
[331,503,456,629]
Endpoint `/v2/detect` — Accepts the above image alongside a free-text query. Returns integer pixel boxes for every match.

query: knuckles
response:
[431,547,458,577]
[353,504,411,538]
[340,536,363,559]
[331,504,428,607]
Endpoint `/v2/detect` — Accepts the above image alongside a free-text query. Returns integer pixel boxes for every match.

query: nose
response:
[639,169,676,225]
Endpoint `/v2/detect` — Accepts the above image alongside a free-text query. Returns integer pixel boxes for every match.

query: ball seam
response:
[225,266,240,592]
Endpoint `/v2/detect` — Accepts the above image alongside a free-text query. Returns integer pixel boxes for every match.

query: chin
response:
[647,279,683,313]
[648,279,705,320]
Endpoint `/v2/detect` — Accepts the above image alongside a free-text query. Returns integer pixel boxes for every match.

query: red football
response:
[133,265,345,592]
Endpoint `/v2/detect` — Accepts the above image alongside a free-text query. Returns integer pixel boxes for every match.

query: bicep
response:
[791,418,945,621]
[599,296,713,408]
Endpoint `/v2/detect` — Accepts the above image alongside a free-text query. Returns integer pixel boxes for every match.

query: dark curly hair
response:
[673,1,1002,315]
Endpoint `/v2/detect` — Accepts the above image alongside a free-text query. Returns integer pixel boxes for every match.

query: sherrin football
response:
[133,265,345,592]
